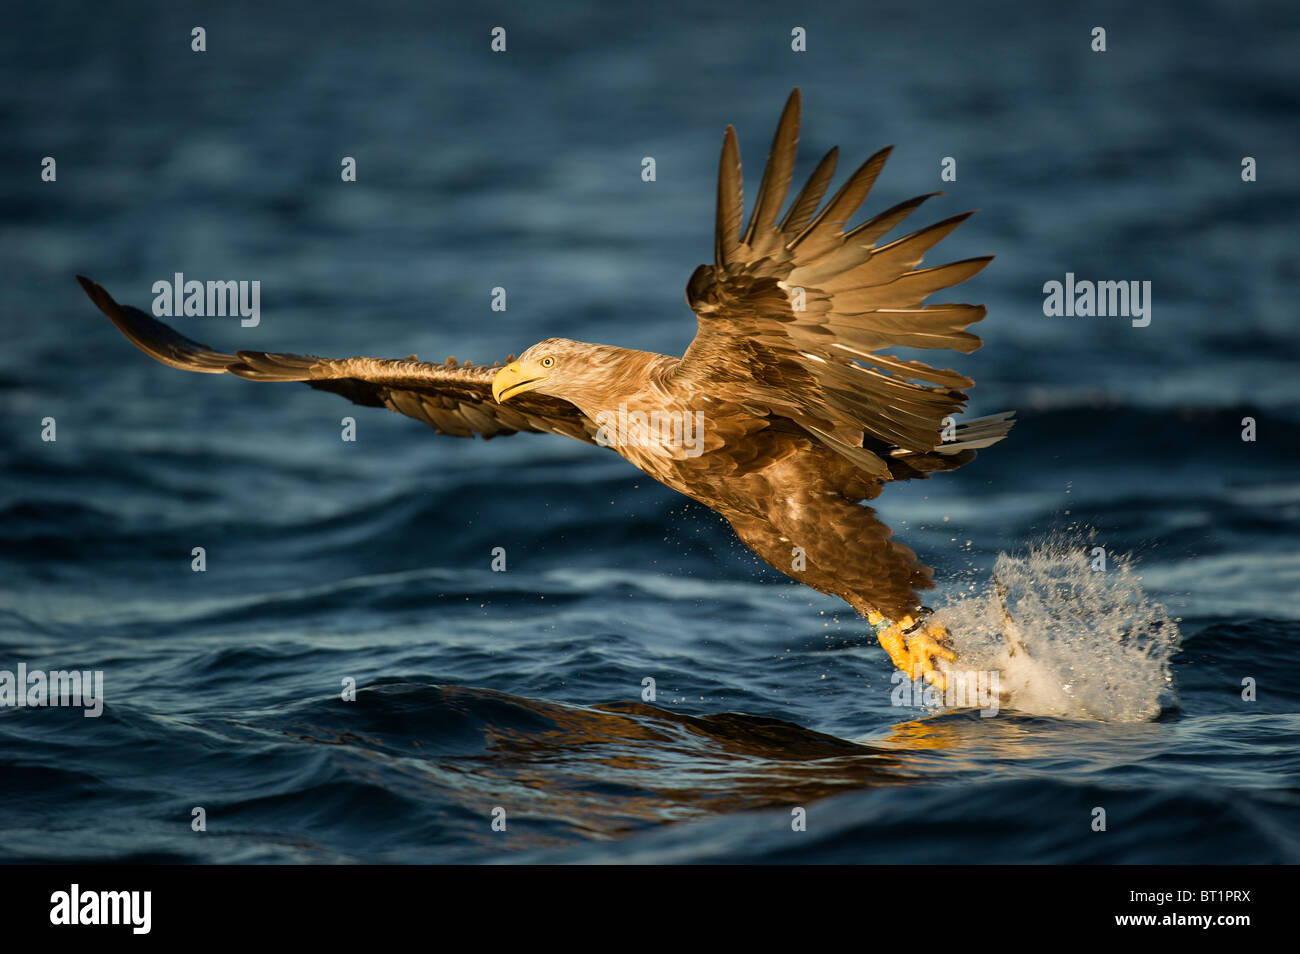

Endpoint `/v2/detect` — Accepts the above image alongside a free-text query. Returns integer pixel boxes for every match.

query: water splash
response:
[934,535,1180,722]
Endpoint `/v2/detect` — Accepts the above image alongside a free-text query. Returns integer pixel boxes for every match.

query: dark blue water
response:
[2,0,1299,863]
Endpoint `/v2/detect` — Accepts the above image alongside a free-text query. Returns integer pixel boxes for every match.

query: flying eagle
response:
[77,89,1012,688]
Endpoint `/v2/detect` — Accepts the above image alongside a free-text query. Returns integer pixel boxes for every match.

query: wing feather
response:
[787,147,892,262]
[741,88,800,250]
[714,126,744,267]
[777,147,838,239]
[76,276,595,443]
[676,92,1012,458]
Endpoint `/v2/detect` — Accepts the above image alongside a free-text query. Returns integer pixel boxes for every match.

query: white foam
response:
[933,535,1180,722]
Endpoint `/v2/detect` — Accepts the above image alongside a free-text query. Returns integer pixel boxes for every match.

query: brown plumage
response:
[77,89,1013,684]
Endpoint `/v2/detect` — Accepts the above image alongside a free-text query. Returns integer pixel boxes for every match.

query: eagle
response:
[77,89,1013,689]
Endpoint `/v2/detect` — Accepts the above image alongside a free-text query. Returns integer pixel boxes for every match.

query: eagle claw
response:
[877,615,956,691]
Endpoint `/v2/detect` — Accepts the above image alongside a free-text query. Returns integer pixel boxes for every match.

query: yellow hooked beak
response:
[492,359,550,403]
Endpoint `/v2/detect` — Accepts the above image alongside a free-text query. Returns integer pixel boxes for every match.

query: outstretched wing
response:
[676,89,1010,478]
[76,276,596,443]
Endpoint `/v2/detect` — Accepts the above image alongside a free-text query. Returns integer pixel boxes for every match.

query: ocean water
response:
[1,0,1298,863]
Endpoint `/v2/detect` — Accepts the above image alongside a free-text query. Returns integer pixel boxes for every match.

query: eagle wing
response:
[76,276,596,443]
[675,88,1010,480]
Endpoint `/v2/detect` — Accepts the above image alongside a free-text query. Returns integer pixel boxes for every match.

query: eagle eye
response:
[540,356,555,369]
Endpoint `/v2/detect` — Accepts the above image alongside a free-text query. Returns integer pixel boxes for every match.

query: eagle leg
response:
[871,611,956,691]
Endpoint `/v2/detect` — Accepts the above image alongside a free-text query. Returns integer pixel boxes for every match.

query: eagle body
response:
[78,89,1014,685]
[550,352,927,616]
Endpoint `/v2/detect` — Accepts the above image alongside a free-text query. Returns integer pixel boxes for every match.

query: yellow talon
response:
[875,615,956,691]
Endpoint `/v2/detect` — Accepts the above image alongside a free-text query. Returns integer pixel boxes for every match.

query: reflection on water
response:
[280,684,910,846]
[264,683,1198,860]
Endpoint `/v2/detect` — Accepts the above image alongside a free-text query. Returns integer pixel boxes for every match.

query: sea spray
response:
[933,535,1180,722]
